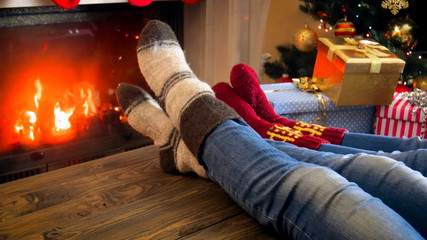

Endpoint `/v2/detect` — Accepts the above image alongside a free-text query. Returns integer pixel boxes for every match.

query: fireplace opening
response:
[0,2,183,183]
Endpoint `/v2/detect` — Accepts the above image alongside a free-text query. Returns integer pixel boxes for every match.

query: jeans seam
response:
[210,170,312,240]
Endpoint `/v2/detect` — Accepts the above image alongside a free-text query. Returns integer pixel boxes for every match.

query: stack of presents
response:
[262,37,427,139]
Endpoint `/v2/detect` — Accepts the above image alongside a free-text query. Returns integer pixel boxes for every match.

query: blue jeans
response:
[318,133,427,176]
[268,140,427,237]
[200,119,425,239]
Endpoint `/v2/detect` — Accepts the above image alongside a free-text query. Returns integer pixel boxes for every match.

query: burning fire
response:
[13,79,98,144]
[53,102,75,131]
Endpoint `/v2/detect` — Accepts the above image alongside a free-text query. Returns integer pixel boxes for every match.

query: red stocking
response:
[230,63,348,145]
[51,0,80,9]
[128,0,153,7]
[213,82,329,150]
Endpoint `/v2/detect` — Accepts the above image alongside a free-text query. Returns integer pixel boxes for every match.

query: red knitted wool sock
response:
[230,63,348,145]
[212,82,329,150]
[230,63,295,126]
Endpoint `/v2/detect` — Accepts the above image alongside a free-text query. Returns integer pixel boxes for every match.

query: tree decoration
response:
[414,76,427,91]
[334,18,356,38]
[381,0,409,15]
[385,16,416,51]
[294,25,318,52]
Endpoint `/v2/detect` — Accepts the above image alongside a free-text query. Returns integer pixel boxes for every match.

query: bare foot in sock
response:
[116,82,208,178]
[213,82,330,150]
[136,20,239,157]
[230,63,348,145]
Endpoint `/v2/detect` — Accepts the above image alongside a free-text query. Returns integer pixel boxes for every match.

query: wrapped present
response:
[375,91,427,139]
[313,37,406,106]
[261,83,376,133]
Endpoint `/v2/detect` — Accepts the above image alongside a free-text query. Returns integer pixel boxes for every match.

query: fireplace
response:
[0,1,184,183]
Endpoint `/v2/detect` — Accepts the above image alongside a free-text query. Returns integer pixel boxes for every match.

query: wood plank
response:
[0,146,161,221]
[40,187,243,239]
[0,145,159,195]
[0,178,244,239]
[183,213,280,239]
[0,145,278,239]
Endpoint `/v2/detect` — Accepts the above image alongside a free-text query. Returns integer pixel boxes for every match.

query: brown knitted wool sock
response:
[116,83,208,178]
[136,20,239,157]
[230,63,348,145]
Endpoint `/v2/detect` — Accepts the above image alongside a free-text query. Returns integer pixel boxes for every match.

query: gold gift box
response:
[312,37,406,106]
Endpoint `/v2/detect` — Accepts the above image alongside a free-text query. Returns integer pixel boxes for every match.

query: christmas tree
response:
[264,0,427,89]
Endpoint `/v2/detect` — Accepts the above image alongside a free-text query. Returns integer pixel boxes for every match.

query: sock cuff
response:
[321,127,348,145]
[179,94,240,159]
[296,135,330,150]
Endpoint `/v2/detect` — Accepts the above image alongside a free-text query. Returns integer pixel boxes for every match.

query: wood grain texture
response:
[0,145,278,239]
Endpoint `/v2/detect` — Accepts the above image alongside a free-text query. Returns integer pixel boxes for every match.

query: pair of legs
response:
[117,20,426,239]
[211,64,427,175]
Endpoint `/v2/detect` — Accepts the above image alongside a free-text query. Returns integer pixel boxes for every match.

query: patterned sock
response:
[116,83,208,178]
[136,20,239,158]
[230,63,348,145]
[212,82,329,150]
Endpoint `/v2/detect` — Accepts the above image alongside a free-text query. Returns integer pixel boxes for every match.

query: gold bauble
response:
[414,75,427,91]
[294,26,318,52]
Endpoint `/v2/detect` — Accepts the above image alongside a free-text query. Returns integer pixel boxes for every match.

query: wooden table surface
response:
[0,145,279,239]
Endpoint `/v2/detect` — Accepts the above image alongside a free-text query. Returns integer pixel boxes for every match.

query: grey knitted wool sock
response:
[116,83,208,178]
[137,20,239,157]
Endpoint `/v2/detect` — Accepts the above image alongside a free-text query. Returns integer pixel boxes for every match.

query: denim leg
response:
[269,140,427,237]
[200,119,423,239]
[341,132,427,152]
[318,143,427,176]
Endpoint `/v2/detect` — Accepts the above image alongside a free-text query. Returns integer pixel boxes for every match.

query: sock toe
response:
[230,63,259,104]
[116,83,151,116]
[137,20,178,51]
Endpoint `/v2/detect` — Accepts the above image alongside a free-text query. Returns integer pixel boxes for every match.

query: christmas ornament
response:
[381,0,409,15]
[395,84,411,93]
[334,18,356,38]
[385,16,416,50]
[128,0,153,7]
[414,75,427,91]
[51,0,80,9]
[294,25,318,52]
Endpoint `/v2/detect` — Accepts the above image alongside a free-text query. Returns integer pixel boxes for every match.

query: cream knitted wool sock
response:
[137,20,239,157]
[116,83,208,178]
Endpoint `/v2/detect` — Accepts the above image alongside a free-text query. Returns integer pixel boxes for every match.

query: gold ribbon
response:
[292,77,327,126]
[327,38,391,73]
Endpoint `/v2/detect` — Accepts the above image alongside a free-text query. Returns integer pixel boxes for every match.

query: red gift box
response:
[375,93,426,139]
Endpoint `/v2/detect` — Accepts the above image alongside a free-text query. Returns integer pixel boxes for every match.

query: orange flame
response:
[34,78,42,109]
[14,111,37,141]
[53,102,75,131]
[80,88,97,117]
[12,79,99,145]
